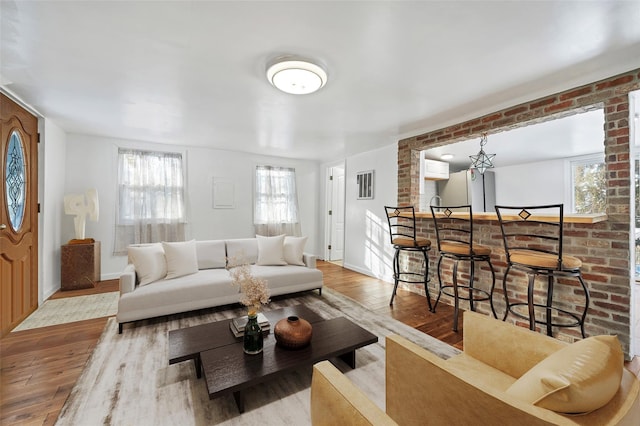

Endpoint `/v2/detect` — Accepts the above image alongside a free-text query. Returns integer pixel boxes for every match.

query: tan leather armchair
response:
[310,311,640,425]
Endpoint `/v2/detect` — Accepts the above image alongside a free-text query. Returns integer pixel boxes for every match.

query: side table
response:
[61,241,101,290]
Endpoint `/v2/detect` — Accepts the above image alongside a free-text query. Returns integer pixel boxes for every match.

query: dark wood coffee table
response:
[169,305,323,378]
[168,304,378,412]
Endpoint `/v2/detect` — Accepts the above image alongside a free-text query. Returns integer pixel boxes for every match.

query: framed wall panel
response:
[213,177,235,209]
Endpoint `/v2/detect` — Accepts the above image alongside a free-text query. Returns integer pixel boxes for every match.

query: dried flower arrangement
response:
[227,255,270,315]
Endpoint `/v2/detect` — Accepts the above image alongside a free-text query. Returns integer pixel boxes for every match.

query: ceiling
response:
[2,1,640,162]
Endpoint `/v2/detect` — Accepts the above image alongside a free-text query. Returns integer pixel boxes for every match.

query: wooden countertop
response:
[410,211,607,224]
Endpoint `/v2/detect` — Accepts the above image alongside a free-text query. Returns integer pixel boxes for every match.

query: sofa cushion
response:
[505,335,624,414]
[163,240,198,280]
[226,238,259,265]
[196,240,226,269]
[284,236,307,266]
[251,265,322,289]
[256,234,287,266]
[117,269,239,322]
[128,243,167,286]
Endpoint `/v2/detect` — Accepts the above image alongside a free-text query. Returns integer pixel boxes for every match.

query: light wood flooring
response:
[1,261,637,425]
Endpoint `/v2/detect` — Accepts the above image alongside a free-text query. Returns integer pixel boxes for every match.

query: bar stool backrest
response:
[430,204,474,252]
[494,204,564,270]
[384,206,418,246]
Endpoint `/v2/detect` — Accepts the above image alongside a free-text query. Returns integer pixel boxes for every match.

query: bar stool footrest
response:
[396,272,431,285]
[440,285,492,302]
[507,302,584,328]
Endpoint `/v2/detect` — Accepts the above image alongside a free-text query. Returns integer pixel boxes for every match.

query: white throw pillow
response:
[162,240,199,279]
[196,240,227,269]
[505,335,623,414]
[284,236,307,266]
[128,243,167,286]
[256,234,287,266]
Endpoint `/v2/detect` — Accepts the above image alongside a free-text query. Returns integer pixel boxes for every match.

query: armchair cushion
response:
[506,334,624,414]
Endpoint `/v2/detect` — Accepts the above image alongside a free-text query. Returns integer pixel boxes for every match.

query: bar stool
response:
[430,204,496,332]
[384,206,433,311]
[495,204,590,338]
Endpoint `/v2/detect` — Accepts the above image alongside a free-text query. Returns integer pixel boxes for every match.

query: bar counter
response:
[396,207,610,349]
[409,211,607,224]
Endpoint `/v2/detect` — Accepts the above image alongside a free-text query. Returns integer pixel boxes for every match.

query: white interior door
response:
[329,165,345,261]
[630,90,640,357]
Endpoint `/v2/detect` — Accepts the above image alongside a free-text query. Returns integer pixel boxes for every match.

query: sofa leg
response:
[318,288,322,296]
[118,323,123,334]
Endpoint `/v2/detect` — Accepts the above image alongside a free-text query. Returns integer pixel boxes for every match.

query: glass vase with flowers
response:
[228,257,270,354]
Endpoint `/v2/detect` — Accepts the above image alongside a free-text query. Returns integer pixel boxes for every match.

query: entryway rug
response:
[12,292,119,332]
[55,288,459,425]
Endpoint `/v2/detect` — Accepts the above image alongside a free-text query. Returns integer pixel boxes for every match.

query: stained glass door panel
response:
[6,130,26,231]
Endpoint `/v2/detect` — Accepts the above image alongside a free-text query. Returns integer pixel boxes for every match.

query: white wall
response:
[39,119,67,301]
[63,134,321,281]
[494,158,565,206]
[342,143,397,282]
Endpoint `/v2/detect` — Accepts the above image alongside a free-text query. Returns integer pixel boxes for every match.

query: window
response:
[114,149,187,254]
[254,165,301,236]
[571,155,606,214]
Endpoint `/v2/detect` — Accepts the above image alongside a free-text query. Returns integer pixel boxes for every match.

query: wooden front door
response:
[0,93,39,337]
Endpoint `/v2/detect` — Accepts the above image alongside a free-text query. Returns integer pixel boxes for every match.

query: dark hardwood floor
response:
[0,261,637,425]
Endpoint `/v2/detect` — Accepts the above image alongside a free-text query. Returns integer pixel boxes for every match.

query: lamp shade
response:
[469,134,495,174]
[266,58,327,95]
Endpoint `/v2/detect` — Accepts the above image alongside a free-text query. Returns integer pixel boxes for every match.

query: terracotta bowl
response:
[274,315,313,349]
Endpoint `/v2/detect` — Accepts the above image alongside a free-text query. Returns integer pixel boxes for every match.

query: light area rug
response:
[12,292,119,332]
[55,288,459,426]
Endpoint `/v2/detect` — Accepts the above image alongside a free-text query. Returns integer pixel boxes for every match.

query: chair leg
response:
[452,259,460,332]
[389,249,400,306]
[486,259,497,319]
[527,273,536,331]
[545,275,554,337]
[468,259,476,311]
[433,255,444,312]
[502,265,512,321]
[421,248,433,312]
[577,274,590,338]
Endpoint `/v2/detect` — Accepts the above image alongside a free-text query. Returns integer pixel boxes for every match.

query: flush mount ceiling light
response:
[266,57,327,95]
[469,133,496,174]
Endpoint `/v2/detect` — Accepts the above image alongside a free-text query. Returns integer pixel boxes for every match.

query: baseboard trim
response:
[101,272,121,281]
[42,286,59,302]
[341,262,393,284]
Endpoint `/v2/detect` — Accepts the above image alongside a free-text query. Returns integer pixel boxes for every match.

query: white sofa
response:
[117,237,323,333]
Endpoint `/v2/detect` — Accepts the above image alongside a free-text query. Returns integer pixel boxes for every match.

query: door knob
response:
[0,224,6,230]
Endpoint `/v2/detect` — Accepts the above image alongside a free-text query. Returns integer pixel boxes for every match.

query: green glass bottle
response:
[243,313,263,355]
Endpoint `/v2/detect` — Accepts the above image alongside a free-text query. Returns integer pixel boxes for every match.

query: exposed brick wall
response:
[397,69,640,356]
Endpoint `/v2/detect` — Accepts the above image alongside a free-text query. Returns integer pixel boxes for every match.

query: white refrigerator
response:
[436,169,496,212]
